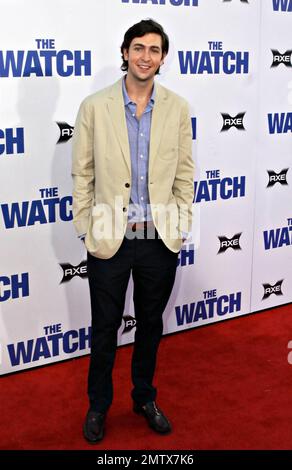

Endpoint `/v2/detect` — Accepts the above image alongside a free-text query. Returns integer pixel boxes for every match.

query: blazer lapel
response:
[149,82,169,177]
[106,77,169,178]
[107,77,131,175]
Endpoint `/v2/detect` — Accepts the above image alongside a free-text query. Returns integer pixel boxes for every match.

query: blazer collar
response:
[107,76,169,177]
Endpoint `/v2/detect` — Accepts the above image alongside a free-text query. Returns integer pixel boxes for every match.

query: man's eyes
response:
[133,47,160,53]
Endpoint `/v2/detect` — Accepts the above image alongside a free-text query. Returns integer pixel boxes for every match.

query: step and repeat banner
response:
[0,0,291,374]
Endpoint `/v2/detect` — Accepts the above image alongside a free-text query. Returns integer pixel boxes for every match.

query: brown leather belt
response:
[127,221,154,231]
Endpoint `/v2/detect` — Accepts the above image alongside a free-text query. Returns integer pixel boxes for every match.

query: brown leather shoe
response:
[133,401,172,434]
[83,410,106,443]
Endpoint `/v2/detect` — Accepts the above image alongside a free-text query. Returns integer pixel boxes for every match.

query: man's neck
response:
[125,74,154,103]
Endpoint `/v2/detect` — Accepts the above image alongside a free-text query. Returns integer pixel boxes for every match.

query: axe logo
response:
[262,280,283,300]
[59,261,87,283]
[218,233,242,253]
[56,122,74,143]
[271,50,292,68]
[221,112,245,131]
[122,315,136,334]
[267,169,289,187]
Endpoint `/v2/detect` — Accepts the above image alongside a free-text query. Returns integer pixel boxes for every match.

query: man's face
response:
[123,33,166,83]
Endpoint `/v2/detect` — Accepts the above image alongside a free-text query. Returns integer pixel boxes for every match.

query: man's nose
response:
[141,49,151,61]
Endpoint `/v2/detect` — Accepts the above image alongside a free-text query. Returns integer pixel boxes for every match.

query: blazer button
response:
[123,207,127,212]
[125,183,130,188]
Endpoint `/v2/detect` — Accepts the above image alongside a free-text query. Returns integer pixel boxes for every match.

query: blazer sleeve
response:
[71,98,95,237]
[172,99,195,234]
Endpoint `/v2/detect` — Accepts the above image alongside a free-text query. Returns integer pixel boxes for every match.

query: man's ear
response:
[123,48,129,61]
[161,51,167,65]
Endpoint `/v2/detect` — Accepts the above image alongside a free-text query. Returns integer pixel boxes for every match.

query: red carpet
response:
[1,303,292,450]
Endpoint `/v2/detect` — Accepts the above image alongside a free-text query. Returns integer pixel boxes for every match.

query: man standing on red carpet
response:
[72,19,194,443]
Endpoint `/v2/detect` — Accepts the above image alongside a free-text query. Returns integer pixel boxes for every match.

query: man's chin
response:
[134,73,155,82]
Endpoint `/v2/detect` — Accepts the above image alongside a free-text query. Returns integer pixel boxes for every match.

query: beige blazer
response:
[72,77,194,259]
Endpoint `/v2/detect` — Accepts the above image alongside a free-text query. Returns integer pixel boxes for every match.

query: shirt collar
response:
[122,75,155,107]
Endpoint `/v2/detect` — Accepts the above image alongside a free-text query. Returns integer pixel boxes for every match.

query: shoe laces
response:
[89,412,104,423]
